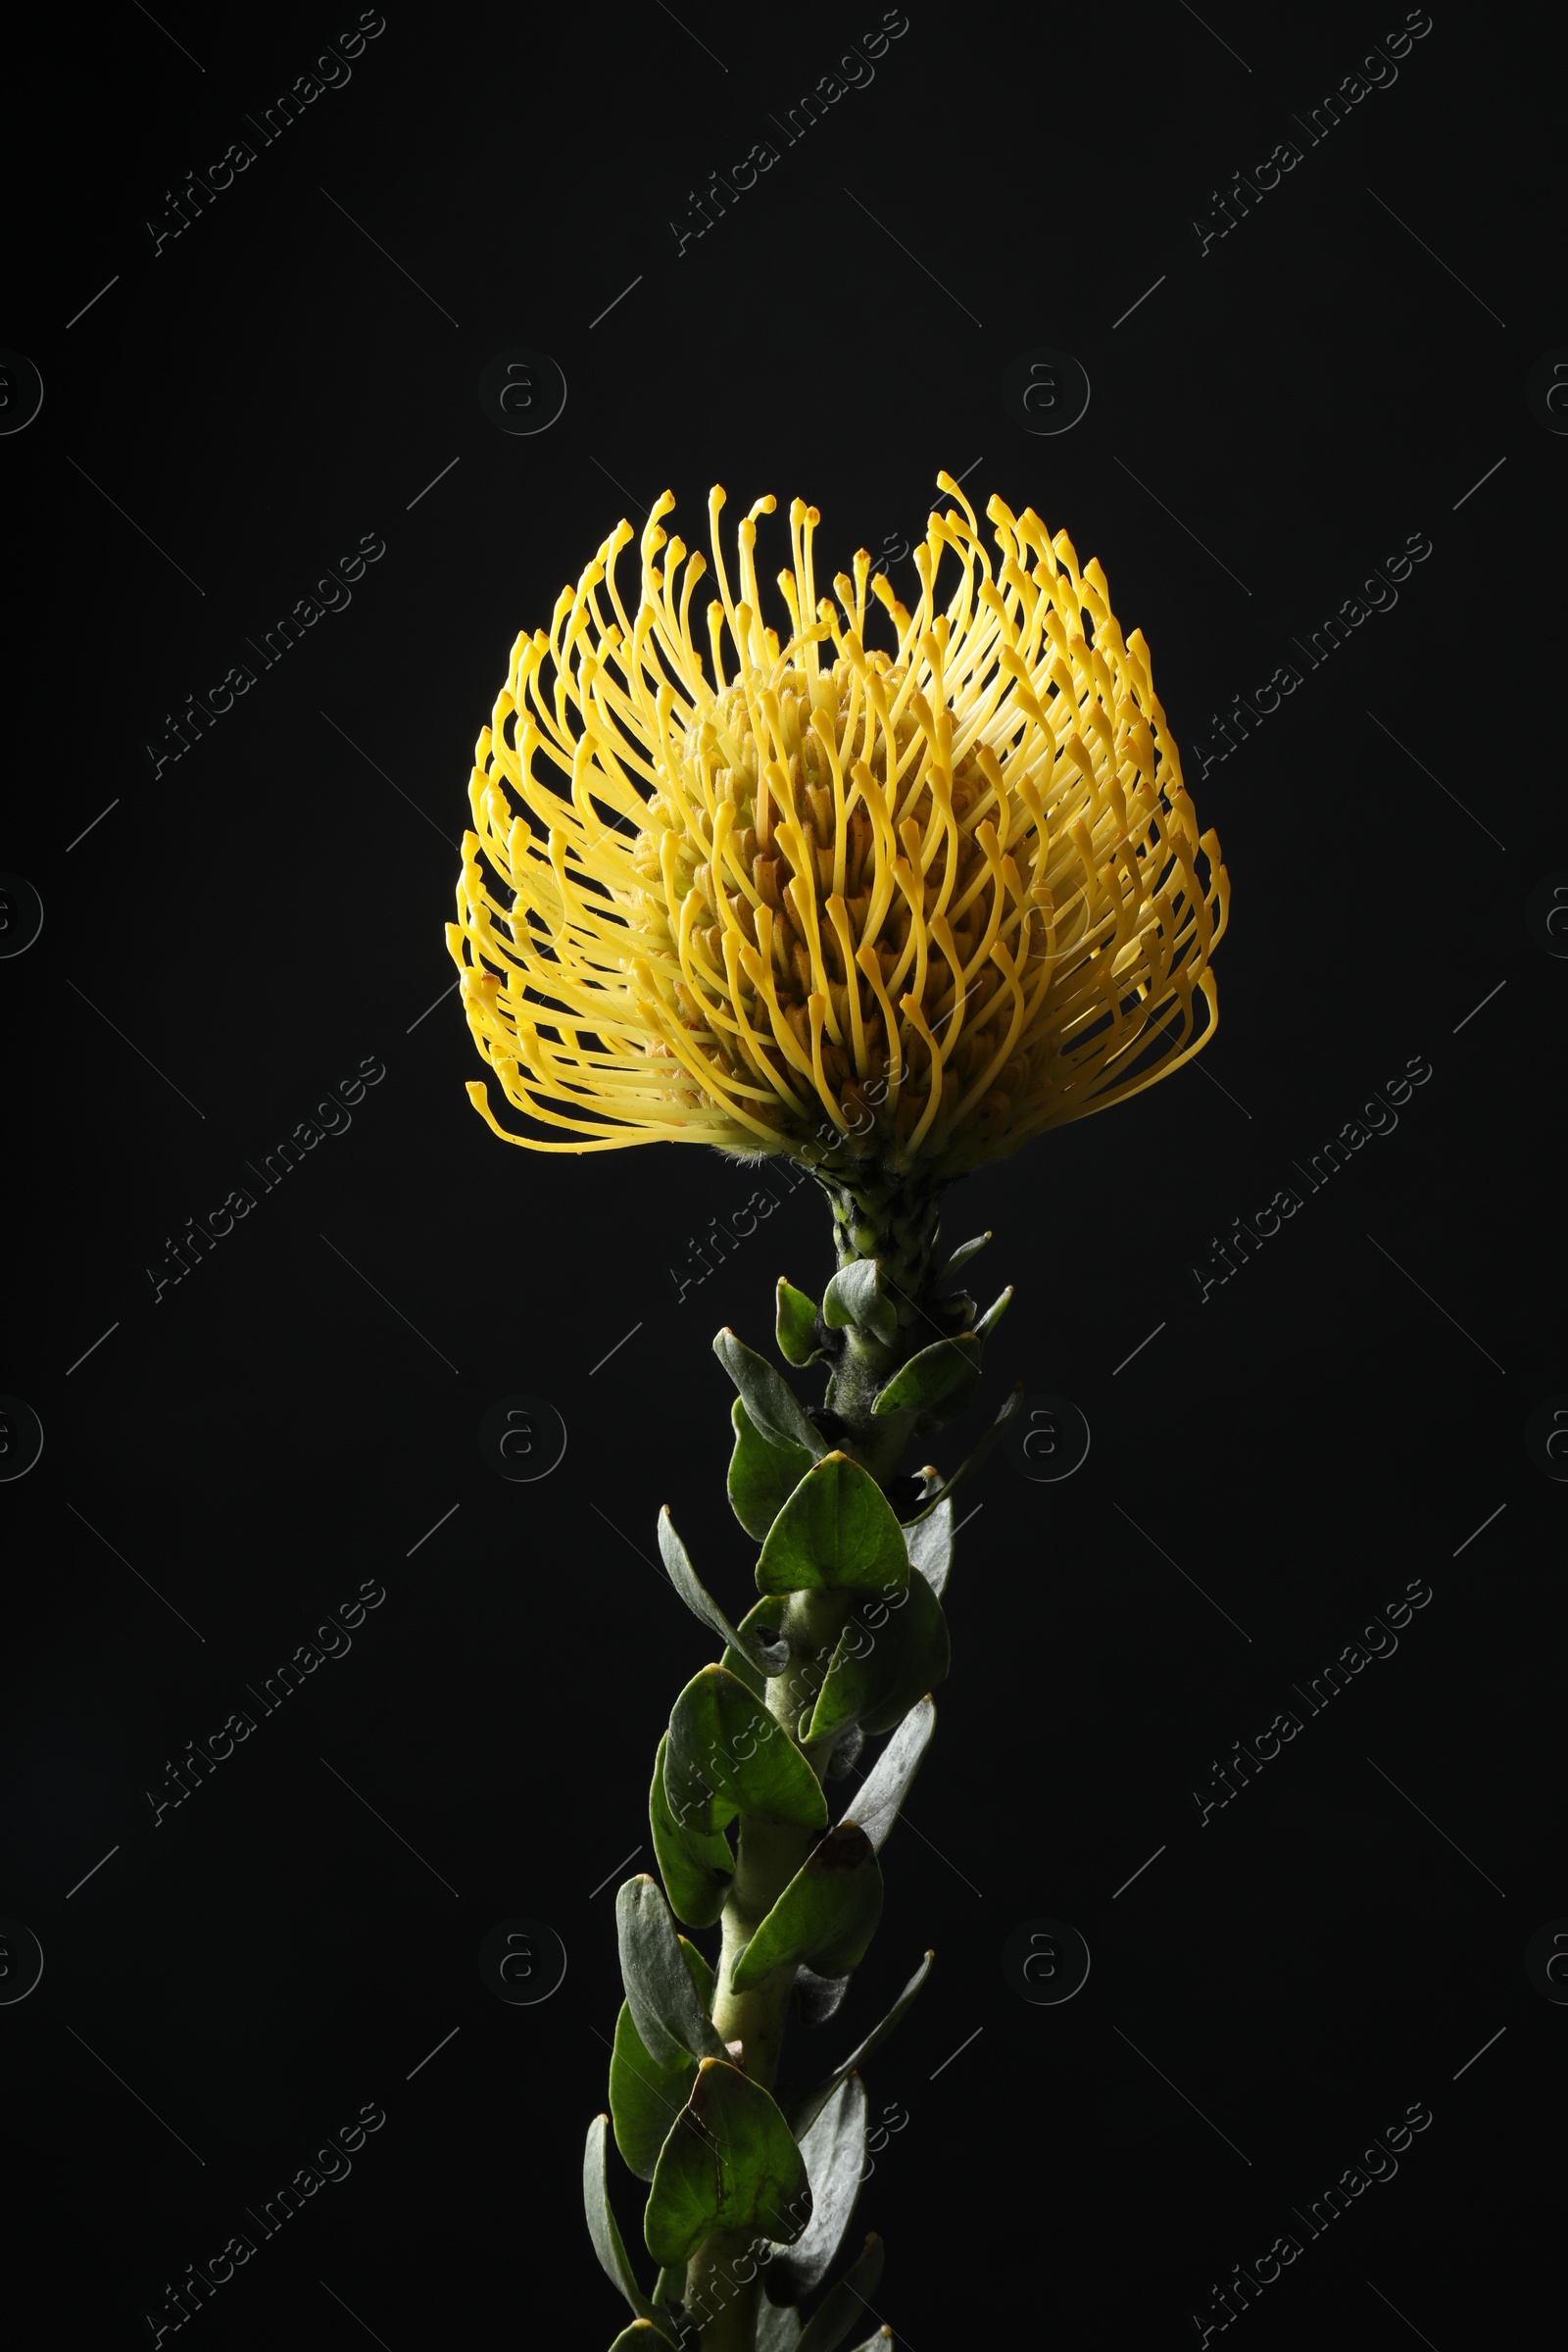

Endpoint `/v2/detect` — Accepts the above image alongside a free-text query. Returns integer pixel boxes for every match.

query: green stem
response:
[687,1590,852,2346]
[683,2228,763,2351]
[680,1174,960,2349]
[815,1167,961,1482]
[818,1164,948,1304]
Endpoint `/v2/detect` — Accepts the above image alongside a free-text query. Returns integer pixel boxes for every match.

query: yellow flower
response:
[447,476,1228,1176]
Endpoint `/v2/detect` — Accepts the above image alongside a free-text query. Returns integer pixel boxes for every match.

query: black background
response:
[5,3,1564,2344]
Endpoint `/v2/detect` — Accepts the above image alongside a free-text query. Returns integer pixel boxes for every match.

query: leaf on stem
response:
[822,1260,897,1348]
[764,2074,868,2302]
[584,2114,667,2329]
[664,1663,829,1838]
[870,1333,980,1420]
[972,1284,1013,1344]
[610,1934,716,2180]
[758,2303,805,2352]
[659,1507,788,1677]
[730,1825,884,1994]
[757,1453,909,1598]
[839,1698,936,1855]
[794,1964,852,2027]
[895,1384,1022,1526]
[722,1597,792,1699]
[714,1329,826,1457]
[651,2264,688,2318]
[649,1731,734,1929]
[801,1575,950,1746]
[643,2058,812,2268]
[789,1953,934,2139]
[728,1398,816,1543]
[776,1277,823,1366]
[936,1230,992,1287]
[615,1876,729,2072]
[904,1499,953,1596]
[794,2235,888,2352]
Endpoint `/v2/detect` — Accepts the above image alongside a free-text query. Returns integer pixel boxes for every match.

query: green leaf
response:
[730,1825,883,1994]
[664,1663,829,1838]
[610,1935,716,2180]
[606,2326,681,2351]
[822,1260,897,1347]
[616,1876,728,2072]
[791,1952,934,2137]
[937,1229,992,1286]
[644,2058,812,2268]
[973,1284,1013,1344]
[842,1697,935,1854]
[857,1585,949,1737]
[728,1399,815,1544]
[776,1277,823,1367]
[765,2075,867,2302]
[723,1598,791,1700]
[794,1965,851,2027]
[801,1572,950,1746]
[660,1507,787,1678]
[794,2235,887,2352]
[758,2305,804,2352]
[651,2265,688,2316]
[757,1453,909,1599]
[720,1645,765,1701]
[714,1329,826,1457]
[678,1935,716,2010]
[609,2006,695,2183]
[584,2114,664,2328]
[905,1498,952,1596]
[650,1732,734,1929]
[870,1332,980,1420]
[895,1384,1021,1526]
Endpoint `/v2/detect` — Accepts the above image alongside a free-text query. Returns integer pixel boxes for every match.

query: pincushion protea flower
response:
[444,476,1235,2352]
[447,474,1228,1189]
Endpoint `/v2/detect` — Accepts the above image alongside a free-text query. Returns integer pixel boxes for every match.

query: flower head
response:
[448,477,1228,1177]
